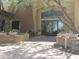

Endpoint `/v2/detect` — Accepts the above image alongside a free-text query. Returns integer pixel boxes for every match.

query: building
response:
[0,0,79,35]
[0,1,34,33]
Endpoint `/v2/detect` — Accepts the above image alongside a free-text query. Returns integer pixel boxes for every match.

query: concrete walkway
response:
[28,36,56,42]
[0,36,79,59]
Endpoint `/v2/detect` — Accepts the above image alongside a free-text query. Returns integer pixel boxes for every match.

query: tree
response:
[53,0,79,33]
[0,0,23,32]
[0,0,77,33]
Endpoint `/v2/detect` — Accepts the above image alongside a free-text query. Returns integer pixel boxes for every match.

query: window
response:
[41,10,64,19]
[2,0,18,3]
[52,20,64,31]
[58,21,64,30]
[0,20,5,31]
[46,20,64,32]
[12,21,20,30]
[2,0,9,3]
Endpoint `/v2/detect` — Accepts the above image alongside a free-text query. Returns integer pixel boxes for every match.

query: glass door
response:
[42,20,64,34]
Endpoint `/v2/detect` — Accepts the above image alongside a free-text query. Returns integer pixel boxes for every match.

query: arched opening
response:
[41,7,64,36]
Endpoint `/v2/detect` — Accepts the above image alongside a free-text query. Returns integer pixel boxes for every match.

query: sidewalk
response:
[0,36,79,59]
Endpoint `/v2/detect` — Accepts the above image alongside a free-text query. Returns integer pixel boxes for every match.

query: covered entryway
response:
[41,20,64,36]
[41,8,64,36]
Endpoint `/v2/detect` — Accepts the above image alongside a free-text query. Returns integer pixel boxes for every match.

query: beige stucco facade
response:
[33,0,79,34]
[2,0,79,34]
[74,0,79,32]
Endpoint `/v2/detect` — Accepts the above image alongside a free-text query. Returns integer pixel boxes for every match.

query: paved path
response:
[0,36,79,59]
[28,36,56,42]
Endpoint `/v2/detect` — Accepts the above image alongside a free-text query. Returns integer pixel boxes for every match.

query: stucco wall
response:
[15,6,34,33]
[2,3,34,33]
[64,0,75,32]
[74,0,79,32]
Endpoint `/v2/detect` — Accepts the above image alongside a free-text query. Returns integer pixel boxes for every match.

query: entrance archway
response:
[33,4,65,35]
[40,7,64,35]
